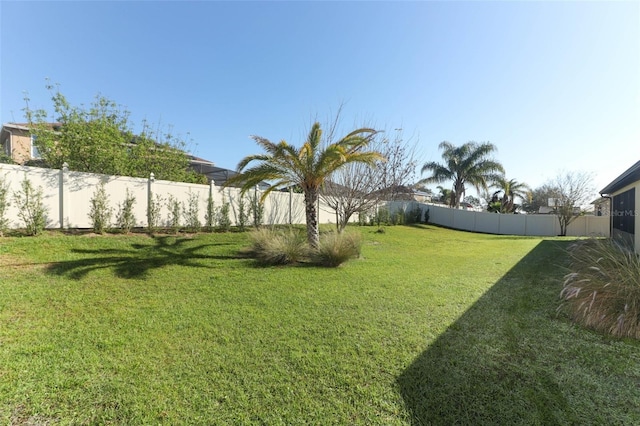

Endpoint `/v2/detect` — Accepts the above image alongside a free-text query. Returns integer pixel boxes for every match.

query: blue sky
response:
[1,1,638,196]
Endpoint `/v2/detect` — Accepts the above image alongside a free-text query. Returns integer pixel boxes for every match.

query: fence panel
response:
[474,211,500,234]
[389,201,610,237]
[151,179,210,228]
[65,171,149,228]
[0,164,613,236]
[498,214,526,235]
[2,164,61,229]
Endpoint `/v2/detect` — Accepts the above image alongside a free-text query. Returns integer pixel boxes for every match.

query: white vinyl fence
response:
[388,201,610,237]
[0,163,610,237]
[0,163,335,230]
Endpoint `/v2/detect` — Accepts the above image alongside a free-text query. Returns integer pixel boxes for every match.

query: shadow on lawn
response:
[397,240,583,425]
[46,235,242,280]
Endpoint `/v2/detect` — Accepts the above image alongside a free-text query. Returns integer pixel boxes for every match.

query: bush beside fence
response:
[0,164,340,231]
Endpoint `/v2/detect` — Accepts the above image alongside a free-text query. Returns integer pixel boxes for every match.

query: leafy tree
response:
[24,84,206,183]
[224,122,381,248]
[521,183,561,214]
[436,185,456,206]
[488,177,531,213]
[0,152,15,165]
[420,141,504,209]
[463,195,482,208]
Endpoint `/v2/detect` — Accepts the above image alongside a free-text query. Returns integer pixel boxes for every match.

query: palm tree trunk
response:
[304,187,320,248]
[454,181,464,209]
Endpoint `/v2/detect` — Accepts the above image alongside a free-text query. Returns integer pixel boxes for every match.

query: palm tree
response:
[491,177,532,213]
[224,122,382,247]
[420,141,504,209]
[436,185,456,207]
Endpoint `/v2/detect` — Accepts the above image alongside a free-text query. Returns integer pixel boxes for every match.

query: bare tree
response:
[549,171,595,236]
[321,124,419,232]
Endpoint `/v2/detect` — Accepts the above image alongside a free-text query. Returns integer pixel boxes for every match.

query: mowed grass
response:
[0,225,638,424]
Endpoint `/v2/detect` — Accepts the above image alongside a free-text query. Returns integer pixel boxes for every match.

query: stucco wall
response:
[4,129,33,164]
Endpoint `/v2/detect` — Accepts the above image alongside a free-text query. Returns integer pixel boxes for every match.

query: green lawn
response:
[0,226,638,424]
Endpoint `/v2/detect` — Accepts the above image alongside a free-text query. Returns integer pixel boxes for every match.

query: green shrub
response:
[205,193,215,232]
[249,227,308,265]
[14,178,48,236]
[166,195,182,233]
[88,182,112,234]
[0,152,15,164]
[183,191,201,232]
[391,208,405,225]
[312,231,362,267]
[251,192,264,227]
[0,176,10,236]
[407,204,423,224]
[236,195,248,231]
[116,189,136,233]
[560,238,640,339]
[375,207,390,227]
[357,211,369,226]
[217,201,231,232]
[147,193,163,233]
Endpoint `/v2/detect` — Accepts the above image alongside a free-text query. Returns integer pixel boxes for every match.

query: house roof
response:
[188,162,270,189]
[600,160,640,195]
[1,122,31,132]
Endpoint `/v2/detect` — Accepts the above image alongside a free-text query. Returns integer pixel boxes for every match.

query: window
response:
[612,187,635,249]
[30,135,41,159]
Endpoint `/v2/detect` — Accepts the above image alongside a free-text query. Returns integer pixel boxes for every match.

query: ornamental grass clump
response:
[249,227,308,266]
[312,231,362,267]
[560,238,640,339]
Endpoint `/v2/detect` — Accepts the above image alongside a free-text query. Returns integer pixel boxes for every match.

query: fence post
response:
[59,162,68,229]
[289,187,293,225]
[147,172,155,227]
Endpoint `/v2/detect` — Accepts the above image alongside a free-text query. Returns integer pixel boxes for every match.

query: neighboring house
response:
[591,197,611,216]
[2,122,219,180]
[371,185,433,203]
[600,160,640,252]
[1,122,47,164]
[186,156,272,189]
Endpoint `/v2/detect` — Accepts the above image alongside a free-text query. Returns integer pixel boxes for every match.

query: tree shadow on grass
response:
[397,240,640,425]
[46,235,243,280]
